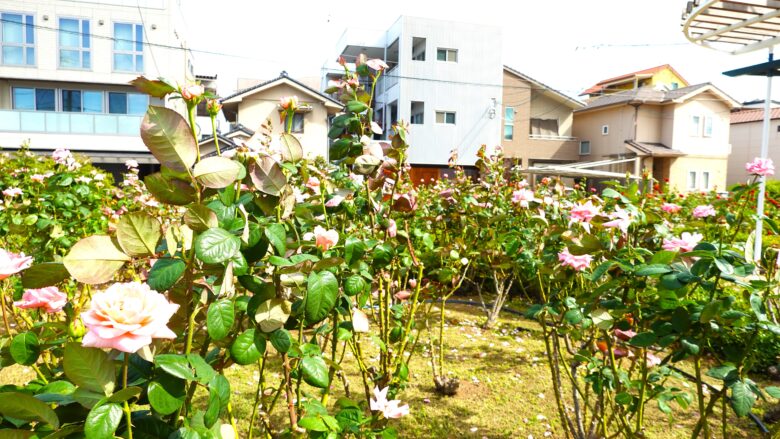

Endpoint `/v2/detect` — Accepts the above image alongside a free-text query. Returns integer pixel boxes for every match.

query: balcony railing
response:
[528,134,578,141]
[376,66,399,94]
[0,110,142,136]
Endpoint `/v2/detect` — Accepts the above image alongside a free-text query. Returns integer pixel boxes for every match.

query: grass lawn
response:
[2,302,776,438]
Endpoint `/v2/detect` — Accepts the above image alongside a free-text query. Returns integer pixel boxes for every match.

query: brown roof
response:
[581,64,689,96]
[576,83,713,113]
[625,140,685,157]
[730,108,780,124]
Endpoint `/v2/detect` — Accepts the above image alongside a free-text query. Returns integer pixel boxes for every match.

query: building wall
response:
[572,106,635,159]
[636,105,662,143]
[670,92,731,157]
[235,83,333,160]
[649,69,686,89]
[728,120,780,186]
[668,154,728,192]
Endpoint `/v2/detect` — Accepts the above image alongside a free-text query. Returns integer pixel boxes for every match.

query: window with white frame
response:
[12,87,54,111]
[579,140,591,155]
[601,125,609,135]
[59,18,91,69]
[690,115,701,136]
[703,116,713,137]
[108,92,149,115]
[687,171,697,190]
[62,90,103,113]
[436,48,457,62]
[686,170,712,191]
[435,111,456,124]
[412,37,426,61]
[701,171,711,190]
[113,23,143,72]
[1,12,35,65]
[411,101,424,124]
[504,107,514,140]
[288,113,304,133]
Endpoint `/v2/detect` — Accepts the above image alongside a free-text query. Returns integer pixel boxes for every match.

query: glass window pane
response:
[436,49,445,61]
[135,54,143,72]
[25,47,34,65]
[2,14,23,44]
[114,23,133,50]
[109,92,127,114]
[25,15,34,43]
[82,20,90,48]
[504,125,513,140]
[436,112,444,123]
[2,46,23,65]
[127,94,148,115]
[448,50,457,62]
[60,18,80,47]
[60,49,80,68]
[113,53,133,71]
[446,113,455,124]
[135,25,143,51]
[12,88,34,110]
[36,89,55,111]
[82,51,91,68]
[83,91,102,113]
[62,90,82,112]
[291,113,304,133]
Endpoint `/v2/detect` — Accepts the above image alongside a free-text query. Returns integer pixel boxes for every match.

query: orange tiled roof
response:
[730,107,780,124]
[581,64,689,96]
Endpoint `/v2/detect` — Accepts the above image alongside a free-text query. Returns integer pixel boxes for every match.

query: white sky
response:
[181,0,780,103]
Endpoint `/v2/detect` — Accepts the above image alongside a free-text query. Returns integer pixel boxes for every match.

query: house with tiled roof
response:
[580,64,689,99]
[572,82,740,192]
[729,108,780,185]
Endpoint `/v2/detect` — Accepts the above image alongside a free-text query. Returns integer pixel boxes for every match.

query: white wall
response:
[670,92,731,156]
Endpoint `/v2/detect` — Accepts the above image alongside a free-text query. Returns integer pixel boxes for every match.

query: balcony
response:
[0,110,142,136]
[376,66,399,94]
[528,134,578,141]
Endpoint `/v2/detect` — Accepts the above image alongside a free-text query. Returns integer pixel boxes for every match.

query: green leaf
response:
[344,275,367,296]
[249,155,287,196]
[239,276,276,301]
[714,258,735,275]
[627,332,657,347]
[116,212,161,257]
[563,308,583,324]
[301,356,330,388]
[270,328,292,353]
[147,258,186,291]
[85,403,123,439]
[144,173,197,206]
[207,299,235,341]
[63,343,116,395]
[305,271,339,325]
[148,375,185,415]
[681,338,700,355]
[195,228,240,264]
[187,354,217,384]
[230,329,264,365]
[590,308,614,330]
[279,133,303,163]
[730,380,756,417]
[706,365,737,381]
[193,156,244,189]
[352,154,381,175]
[254,298,291,333]
[634,264,672,276]
[10,332,39,366]
[21,262,69,288]
[140,106,197,172]
[184,204,219,232]
[63,235,130,284]
[107,386,142,403]
[155,354,196,380]
[265,223,287,256]
[207,374,231,406]
[650,250,678,265]
[750,293,767,322]
[344,237,365,265]
[590,261,615,281]
[203,387,221,428]
[0,392,60,428]
[346,100,368,113]
[130,76,176,98]
[766,386,780,398]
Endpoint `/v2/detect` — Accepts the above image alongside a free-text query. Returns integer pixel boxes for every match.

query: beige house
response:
[501,66,584,168]
[216,72,342,159]
[728,108,780,186]
[572,83,740,192]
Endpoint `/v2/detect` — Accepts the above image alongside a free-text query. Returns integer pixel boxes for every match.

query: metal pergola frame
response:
[683,0,780,261]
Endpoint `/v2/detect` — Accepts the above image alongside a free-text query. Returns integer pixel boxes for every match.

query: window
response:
[12,87,54,111]
[412,37,426,61]
[59,18,90,69]
[579,140,591,155]
[113,23,143,72]
[411,101,424,124]
[61,90,103,113]
[504,107,514,140]
[288,113,304,133]
[601,125,609,135]
[108,92,148,115]
[1,13,35,65]
[531,119,560,137]
[435,111,456,124]
[703,116,713,137]
[671,82,679,90]
[702,171,710,190]
[687,171,697,190]
[690,115,701,136]
[436,48,457,62]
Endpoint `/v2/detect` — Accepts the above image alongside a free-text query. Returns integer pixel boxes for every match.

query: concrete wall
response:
[728,120,780,186]
[668,155,728,193]
[670,92,731,157]
[572,105,635,159]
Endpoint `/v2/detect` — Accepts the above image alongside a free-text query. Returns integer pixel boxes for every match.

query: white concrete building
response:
[324,16,503,175]
[0,0,194,173]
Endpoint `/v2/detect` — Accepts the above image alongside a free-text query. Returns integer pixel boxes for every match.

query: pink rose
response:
[0,249,33,280]
[305,176,321,194]
[570,200,600,223]
[614,328,636,341]
[181,84,205,101]
[661,203,681,214]
[366,59,389,71]
[692,205,716,219]
[746,157,775,177]
[603,208,631,234]
[81,282,179,353]
[2,187,22,197]
[363,142,385,159]
[386,219,397,238]
[30,174,46,183]
[662,232,703,253]
[125,159,139,169]
[52,148,72,164]
[646,352,662,368]
[312,226,339,251]
[558,248,593,271]
[394,290,412,301]
[14,287,67,313]
[370,386,409,419]
[512,189,537,208]
[352,308,369,333]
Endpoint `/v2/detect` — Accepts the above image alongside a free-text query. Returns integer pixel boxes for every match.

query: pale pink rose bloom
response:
[408,279,417,288]
[2,187,22,197]
[325,194,344,207]
[52,148,72,164]
[0,249,33,280]
[305,176,321,194]
[570,201,600,232]
[662,232,703,253]
[366,58,389,71]
[363,141,385,159]
[370,386,410,419]
[746,157,775,177]
[603,208,631,233]
[313,226,339,251]
[14,287,67,313]
[181,84,205,101]
[614,328,637,341]
[387,219,397,238]
[394,290,412,301]
[279,96,298,110]
[646,352,662,368]
[75,176,92,184]
[81,282,179,353]
[661,203,681,214]
[512,189,537,208]
[30,174,46,183]
[370,121,383,135]
[352,308,370,333]
[692,205,716,219]
[125,159,139,169]
[558,248,593,271]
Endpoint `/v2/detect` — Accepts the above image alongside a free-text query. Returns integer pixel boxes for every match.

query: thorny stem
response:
[693,355,710,439]
[248,355,266,439]
[281,353,299,432]
[123,355,133,439]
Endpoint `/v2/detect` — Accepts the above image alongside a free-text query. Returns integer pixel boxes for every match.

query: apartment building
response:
[323,16,503,178]
[0,0,194,172]
[729,108,780,186]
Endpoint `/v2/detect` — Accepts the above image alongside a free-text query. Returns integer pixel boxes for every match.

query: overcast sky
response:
[180,0,779,103]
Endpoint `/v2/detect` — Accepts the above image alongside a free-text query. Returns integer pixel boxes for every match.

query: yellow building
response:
[581,64,689,98]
